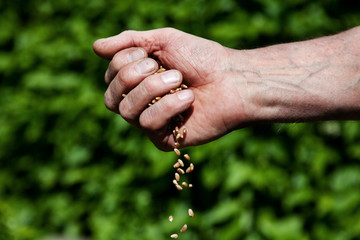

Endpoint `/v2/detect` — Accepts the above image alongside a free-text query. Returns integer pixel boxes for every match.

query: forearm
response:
[230,26,360,124]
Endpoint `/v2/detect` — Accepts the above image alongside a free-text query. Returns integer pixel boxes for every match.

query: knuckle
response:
[121,30,135,36]
[164,27,176,33]
[139,109,155,130]
[117,68,134,89]
[119,99,136,121]
[105,69,114,85]
[104,70,110,84]
[159,97,174,112]
[104,90,118,112]
[119,100,130,119]
[141,77,158,95]
[110,52,123,71]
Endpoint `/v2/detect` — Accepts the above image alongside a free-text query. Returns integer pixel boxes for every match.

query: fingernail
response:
[136,59,156,74]
[128,49,145,63]
[161,71,180,84]
[177,90,194,101]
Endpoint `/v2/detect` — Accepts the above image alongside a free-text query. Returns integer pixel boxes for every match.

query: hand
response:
[93,28,247,151]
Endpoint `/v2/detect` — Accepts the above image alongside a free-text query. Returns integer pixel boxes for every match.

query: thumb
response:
[93,28,180,60]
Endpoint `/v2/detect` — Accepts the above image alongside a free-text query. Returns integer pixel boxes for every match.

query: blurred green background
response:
[1,0,360,239]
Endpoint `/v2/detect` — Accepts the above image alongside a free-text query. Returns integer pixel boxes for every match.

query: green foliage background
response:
[1,0,360,239]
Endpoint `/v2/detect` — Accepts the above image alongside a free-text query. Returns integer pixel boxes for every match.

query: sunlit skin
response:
[93,27,360,151]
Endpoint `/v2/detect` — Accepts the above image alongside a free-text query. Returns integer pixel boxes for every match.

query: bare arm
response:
[231,26,360,124]
[93,27,360,150]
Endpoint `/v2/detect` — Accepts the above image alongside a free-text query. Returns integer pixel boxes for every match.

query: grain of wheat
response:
[175,184,183,191]
[188,209,194,217]
[173,162,181,168]
[177,159,184,167]
[190,163,194,171]
[175,173,180,181]
[174,148,181,156]
[180,224,188,233]
[177,168,185,175]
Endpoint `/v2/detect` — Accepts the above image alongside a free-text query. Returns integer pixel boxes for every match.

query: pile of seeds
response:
[122,66,195,238]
